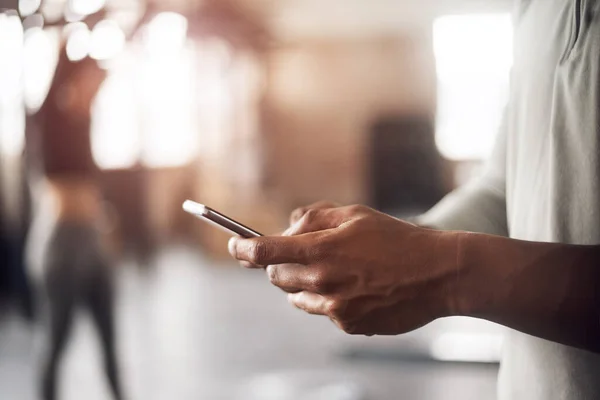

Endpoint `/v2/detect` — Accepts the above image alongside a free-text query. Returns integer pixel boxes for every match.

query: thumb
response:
[228,235,315,266]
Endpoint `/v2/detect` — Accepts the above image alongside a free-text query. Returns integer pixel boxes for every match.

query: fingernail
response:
[228,237,238,258]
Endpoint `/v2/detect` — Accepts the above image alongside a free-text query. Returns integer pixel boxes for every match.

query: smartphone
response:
[183,200,263,238]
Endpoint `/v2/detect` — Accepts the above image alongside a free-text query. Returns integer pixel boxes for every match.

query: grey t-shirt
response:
[421,0,600,398]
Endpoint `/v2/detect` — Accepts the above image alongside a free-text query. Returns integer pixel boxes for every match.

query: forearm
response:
[454,232,600,353]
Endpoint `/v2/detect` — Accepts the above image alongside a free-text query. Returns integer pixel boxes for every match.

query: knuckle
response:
[266,265,279,284]
[347,204,367,214]
[324,299,344,318]
[249,241,269,265]
[303,208,320,224]
[290,207,306,222]
[306,270,328,292]
[303,273,320,291]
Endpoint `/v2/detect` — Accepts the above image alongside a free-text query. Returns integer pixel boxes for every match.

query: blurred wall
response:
[262,31,437,209]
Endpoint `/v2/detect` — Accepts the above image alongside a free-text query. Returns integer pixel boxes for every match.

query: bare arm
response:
[456,231,600,353]
[229,206,600,354]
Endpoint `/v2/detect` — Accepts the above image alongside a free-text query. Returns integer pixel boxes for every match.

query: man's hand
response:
[229,203,600,352]
[228,205,460,336]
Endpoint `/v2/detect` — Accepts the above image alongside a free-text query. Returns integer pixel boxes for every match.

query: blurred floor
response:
[0,245,498,400]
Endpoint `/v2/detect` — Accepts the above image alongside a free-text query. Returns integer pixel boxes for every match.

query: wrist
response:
[430,230,487,318]
[448,231,505,319]
[447,231,474,317]
[425,229,467,318]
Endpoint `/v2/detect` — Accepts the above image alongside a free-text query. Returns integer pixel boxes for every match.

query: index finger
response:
[228,235,317,266]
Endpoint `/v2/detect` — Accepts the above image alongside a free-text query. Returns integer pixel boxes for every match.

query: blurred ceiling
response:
[245,0,514,38]
[2,0,514,38]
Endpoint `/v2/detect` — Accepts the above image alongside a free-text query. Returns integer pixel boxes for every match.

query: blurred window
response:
[91,13,255,171]
[91,60,141,169]
[0,12,25,157]
[92,12,200,170]
[433,14,513,161]
[23,27,59,112]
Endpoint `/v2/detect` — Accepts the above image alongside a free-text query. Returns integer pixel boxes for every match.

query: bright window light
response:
[92,42,199,169]
[69,0,106,16]
[144,12,188,56]
[65,22,91,61]
[433,14,513,161]
[23,27,59,111]
[19,0,42,17]
[0,12,26,157]
[89,19,125,60]
[138,12,197,168]
[91,12,205,170]
[40,0,64,23]
[138,46,198,168]
[195,39,233,159]
[92,67,140,169]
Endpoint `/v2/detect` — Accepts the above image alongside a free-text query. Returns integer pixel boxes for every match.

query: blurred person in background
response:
[25,46,123,400]
[230,1,600,399]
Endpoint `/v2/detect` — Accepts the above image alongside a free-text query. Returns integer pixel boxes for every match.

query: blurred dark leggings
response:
[41,223,123,400]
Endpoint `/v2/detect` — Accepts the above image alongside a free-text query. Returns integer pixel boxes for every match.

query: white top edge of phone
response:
[182,200,263,238]
[183,200,207,216]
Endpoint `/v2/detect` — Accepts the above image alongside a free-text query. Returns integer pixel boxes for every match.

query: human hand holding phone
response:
[227,204,459,336]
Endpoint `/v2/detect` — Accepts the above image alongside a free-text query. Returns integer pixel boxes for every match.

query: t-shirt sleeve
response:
[417,117,509,236]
